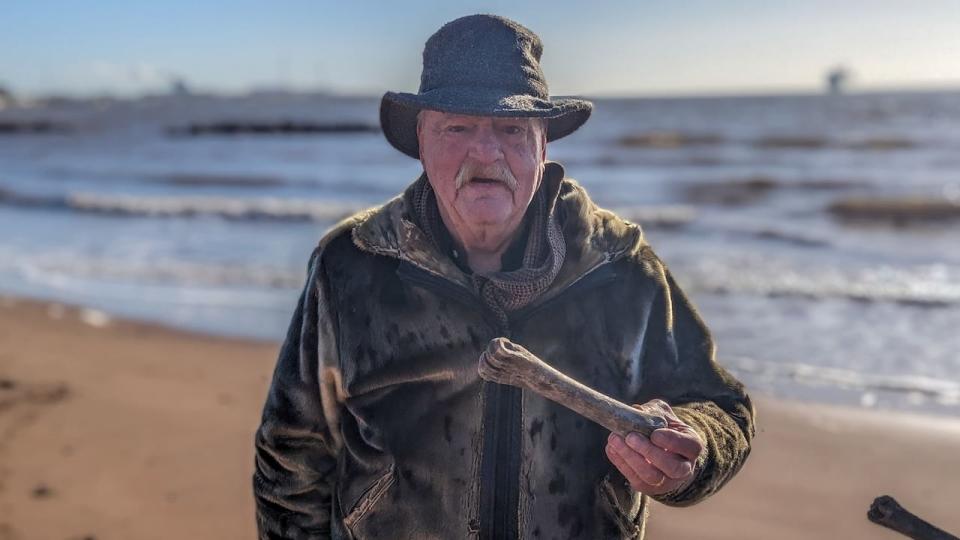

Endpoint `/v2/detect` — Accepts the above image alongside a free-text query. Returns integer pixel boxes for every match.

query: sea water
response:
[1,91,958,414]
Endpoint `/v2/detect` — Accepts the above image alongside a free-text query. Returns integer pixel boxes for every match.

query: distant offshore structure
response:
[826,66,850,95]
[169,78,192,97]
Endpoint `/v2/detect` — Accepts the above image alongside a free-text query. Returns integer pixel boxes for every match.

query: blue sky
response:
[2,1,959,97]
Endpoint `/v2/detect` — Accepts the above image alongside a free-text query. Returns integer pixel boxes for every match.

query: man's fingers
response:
[608,436,662,485]
[605,442,645,489]
[629,400,704,463]
[650,428,703,462]
[624,433,694,480]
[609,402,701,494]
[607,434,666,487]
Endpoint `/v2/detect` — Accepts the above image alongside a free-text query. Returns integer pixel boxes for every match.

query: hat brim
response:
[380,88,592,159]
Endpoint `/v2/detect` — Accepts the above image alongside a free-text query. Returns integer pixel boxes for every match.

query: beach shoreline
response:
[1,294,958,539]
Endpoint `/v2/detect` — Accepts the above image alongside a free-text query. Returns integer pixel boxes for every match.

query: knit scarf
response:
[411,175,566,328]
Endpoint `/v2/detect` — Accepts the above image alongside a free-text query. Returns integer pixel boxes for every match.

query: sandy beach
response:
[1,295,958,540]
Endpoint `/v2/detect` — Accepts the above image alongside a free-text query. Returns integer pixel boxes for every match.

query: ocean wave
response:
[748,228,832,248]
[144,173,396,196]
[166,120,380,136]
[828,196,960,225]
[684,260,960,306]
[0,187,361,222]
[613,205,697,229]
[8,256,306,289]
[681,176,868,206]
[614,131,920,151]
[618,132,724,148]
[32,168,399,196]
[149,173,288,187]
[68,193,360,221]
[36,168,287,188]
[726,356,960,405]
[754,135,916,151]
[0,120,72,134]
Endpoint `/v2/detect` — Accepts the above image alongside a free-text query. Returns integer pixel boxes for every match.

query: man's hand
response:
[604,399,705,496]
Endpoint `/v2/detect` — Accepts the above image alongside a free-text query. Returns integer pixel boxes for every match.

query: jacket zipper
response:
[494,261,615,539]
[397,258,618,539]
[396,262,515,538]
[487,325,519,540]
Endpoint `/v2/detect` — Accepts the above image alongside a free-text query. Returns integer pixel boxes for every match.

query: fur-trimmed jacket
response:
[253,162,755,539]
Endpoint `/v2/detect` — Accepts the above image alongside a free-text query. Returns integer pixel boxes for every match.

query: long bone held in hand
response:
[478,337,668,437]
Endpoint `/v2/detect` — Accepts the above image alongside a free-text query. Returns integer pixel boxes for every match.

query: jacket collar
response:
[351,161,644,294]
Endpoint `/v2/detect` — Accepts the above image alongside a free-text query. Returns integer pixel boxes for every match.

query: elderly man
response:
[254,14,754,540]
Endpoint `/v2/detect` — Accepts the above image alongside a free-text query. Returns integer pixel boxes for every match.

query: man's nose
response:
[467,125,504,163]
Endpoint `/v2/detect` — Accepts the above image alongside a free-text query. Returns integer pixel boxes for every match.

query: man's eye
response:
[446,125,467,133]
[502,125,524,135]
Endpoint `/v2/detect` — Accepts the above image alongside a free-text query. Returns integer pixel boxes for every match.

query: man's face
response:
[417,110,547,245]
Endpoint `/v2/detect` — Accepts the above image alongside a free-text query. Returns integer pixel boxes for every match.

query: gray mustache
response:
[455,161,519,191]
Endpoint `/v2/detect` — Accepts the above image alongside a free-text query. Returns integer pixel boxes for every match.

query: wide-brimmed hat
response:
[381,14,593,159]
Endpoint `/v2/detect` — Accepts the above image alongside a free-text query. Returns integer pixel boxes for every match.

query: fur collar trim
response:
[339,161,644,290]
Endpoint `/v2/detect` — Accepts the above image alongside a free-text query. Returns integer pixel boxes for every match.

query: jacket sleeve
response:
[253,246,343,539]
[635,255,756,507]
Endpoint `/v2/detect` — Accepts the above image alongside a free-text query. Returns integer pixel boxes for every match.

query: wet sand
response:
[1,295,958,539]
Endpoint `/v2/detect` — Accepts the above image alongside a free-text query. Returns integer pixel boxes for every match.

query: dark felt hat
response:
[381,14,593,159]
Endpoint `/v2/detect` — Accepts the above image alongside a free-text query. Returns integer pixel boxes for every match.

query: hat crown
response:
[419,14,549,100]
[379,14,592,159]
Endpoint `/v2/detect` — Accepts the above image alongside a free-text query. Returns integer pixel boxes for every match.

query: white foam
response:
[79,308,111,327]
[65,192,359,222]
[9,255,304,290]
[685,257,960,306]
[727,356,960,405]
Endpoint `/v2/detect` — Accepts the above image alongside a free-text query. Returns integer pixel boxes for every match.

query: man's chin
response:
[463,216,512,229]
[458,206,515,229]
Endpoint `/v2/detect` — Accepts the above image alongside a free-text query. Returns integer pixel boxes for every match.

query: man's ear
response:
[416,113,425,163]
[539,119,548,161]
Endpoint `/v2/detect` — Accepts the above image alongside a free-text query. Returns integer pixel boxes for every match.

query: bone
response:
[477,337,668,437]
[867,495,959,540]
